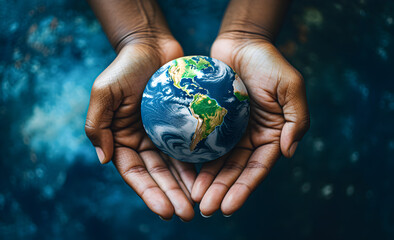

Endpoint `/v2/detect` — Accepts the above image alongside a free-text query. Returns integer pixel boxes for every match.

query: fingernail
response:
[179,218,186,223]
[223,214,232,218]
[289,141,299,157]
[159,216,171,221]
[200,211,212,218]
[95,147,105,163]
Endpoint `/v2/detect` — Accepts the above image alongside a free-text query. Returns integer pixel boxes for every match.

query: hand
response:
[192,34,310,216]
[85,37,197,221]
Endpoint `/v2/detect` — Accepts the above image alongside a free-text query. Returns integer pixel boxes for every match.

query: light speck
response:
[293,167,303,178]
[42,185,54,199]
[301,182,311,193]
[350,151,359,163]
[321,184,333,199]
[56,172,67,188]
[313,139,324,152]
[389,140,394,150]
[333,3,343,11]
[9,22,19,33]
[377,47,388,60]
[35,168,44,178]
[303,8,324,27]
[84,57,95,66]
[387,17,393,25]
[379,91,394,110]
[139,224,150,233]
[346,185,355,196]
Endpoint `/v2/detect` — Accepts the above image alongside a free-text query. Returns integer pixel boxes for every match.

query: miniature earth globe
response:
[141,56,250,163]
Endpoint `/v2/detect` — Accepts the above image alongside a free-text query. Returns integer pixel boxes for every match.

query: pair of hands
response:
[85,32,309,221]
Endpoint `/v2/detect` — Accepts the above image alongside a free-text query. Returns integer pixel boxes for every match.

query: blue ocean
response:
[0,0,393,239]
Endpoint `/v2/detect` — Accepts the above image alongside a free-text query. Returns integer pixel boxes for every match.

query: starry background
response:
[0,0,393,239]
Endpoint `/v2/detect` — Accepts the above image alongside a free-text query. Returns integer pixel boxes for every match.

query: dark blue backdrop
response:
[1,0,393,239]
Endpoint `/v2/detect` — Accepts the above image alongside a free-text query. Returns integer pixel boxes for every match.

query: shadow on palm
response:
[192,36,310,216]
[85,40,197,221]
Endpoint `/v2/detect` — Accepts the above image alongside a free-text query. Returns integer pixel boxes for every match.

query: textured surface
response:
[0,0,394,239]
[141,56,249,163]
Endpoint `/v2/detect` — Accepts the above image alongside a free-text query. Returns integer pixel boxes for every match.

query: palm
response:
[193,37,309,216]
[86,40,197,221]
[227,40,290,154]
[107,48,162,154]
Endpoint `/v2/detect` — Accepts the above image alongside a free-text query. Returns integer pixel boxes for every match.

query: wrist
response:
[114,25,173,53]
[218,23,274,44]
[216,0,291,45]
[214,30,274,50]
[117,32,183,69]
[88,0,174,53]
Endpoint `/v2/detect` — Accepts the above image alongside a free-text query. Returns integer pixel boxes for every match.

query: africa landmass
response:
[233,74,250,101]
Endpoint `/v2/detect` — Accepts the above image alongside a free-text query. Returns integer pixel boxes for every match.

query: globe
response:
[141,56,250,163]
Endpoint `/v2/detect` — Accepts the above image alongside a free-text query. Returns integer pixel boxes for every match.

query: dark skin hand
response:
[85,0,197,221]
[85,0,310,220]
[192,0,310,217]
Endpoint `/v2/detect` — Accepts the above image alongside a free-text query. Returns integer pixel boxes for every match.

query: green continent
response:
[168,56,225,150]
[234,92,250,101]
[189,94,227,151]
[168,56,212,95]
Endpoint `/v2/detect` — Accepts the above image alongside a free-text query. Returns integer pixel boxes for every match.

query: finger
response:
[141,150,195,221]
[191,153,228,203]
[279,75,310,158]
[221,144,280,215]
[160,153,194,205]
[112,147,174,219]
[199,148,252,216]
[168,157,197,194]
[160,153,194,203]
[85,81,117,164]
[167,161,194,205]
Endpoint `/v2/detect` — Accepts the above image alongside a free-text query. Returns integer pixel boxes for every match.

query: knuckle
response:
[291,72,305,88]
[245,160,269,172]
[234,181,253,194]
[297,112,310,135]
[212,180,231,190]
[122,164,147,177]
[139,185,160,199]
[91,77,111,93]
[148,165,170,175]
[164,186,181,196]
[222,161,244,172]
[283,72,306,101]
[84,119,98,140]
[90,78,116,103]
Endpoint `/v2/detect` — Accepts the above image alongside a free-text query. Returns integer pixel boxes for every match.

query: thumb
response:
[85,82,116,164]
[279,75,310,158]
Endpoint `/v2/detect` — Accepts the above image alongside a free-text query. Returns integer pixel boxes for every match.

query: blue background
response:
[0,0,393,239]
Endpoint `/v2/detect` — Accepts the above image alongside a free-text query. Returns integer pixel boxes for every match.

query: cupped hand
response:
[192,34,310,216]
[85,37,197,221]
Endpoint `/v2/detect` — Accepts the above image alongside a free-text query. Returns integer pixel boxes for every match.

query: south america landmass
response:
[189,93,227,151]
[167,56,229,151]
